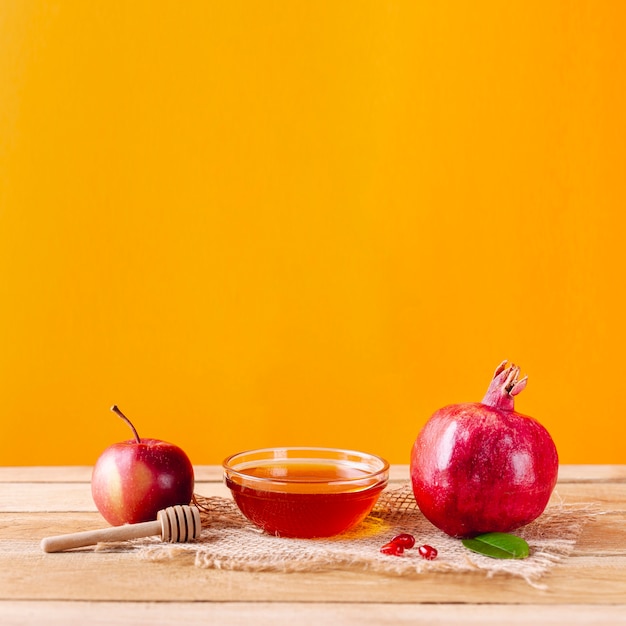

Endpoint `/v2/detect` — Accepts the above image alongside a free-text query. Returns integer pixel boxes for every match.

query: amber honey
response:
[223,450,389,538]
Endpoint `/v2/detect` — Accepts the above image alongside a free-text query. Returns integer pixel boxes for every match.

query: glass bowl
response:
[222,447,389,538]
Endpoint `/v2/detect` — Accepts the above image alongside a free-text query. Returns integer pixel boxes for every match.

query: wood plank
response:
[0,466,93,483]
[0,482,96,512]
[2,464,624,484]
[0,481,230,512]
[549,482,626,509]
[0,512,106,537]
[0,465,414,483]
[557,465,626,482]
[3,480,625,513]
[1,465,625,613]
[1,550,626,604]
[3,510,625,555]
[0,466,226,483]
[1,600,626,626]
[571,512,626,556]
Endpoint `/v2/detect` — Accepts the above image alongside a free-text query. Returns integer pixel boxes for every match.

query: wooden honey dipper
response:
[41,504,202,553]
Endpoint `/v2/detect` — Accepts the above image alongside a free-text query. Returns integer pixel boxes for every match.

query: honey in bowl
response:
[223,448,389,538]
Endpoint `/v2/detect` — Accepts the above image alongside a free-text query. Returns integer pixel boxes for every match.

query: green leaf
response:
[461,532,530,559]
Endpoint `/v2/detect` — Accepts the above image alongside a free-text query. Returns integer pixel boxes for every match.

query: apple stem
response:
[110,405,141,444]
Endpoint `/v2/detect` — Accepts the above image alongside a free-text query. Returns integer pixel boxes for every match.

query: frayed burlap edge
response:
[119,483,600,589]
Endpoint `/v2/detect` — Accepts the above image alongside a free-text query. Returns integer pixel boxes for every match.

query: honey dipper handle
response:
[40,519,161,553]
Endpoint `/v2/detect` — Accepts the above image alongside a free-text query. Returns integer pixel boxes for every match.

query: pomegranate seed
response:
[391,533,416,549]
[380,541,404,556]
[418,544,438,560]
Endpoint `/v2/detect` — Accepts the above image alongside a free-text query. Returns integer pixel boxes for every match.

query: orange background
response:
[1,1,624,466]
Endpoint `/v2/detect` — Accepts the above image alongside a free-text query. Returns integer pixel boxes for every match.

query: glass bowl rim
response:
[222,446,390,487]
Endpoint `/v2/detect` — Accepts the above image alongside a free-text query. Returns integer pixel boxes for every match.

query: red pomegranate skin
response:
[410,363,558,538]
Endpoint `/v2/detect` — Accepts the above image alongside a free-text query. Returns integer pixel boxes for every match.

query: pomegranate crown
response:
[481,360,528,411]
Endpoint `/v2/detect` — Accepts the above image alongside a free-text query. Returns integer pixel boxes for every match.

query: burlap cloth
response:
[125,483,598,588]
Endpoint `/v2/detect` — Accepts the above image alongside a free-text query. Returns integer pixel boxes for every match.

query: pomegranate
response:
[380,541,404,556]
[391,533,416,549]
[418,544,438,560]
[410,361,558,538]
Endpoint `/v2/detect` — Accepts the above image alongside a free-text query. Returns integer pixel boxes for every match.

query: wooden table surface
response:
[1,465,625,625]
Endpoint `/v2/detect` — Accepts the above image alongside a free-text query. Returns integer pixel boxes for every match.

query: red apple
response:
[91,406,195,525]
[410,362,558,538]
